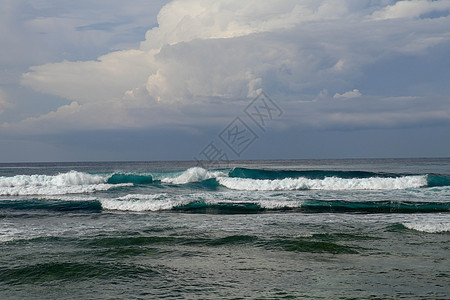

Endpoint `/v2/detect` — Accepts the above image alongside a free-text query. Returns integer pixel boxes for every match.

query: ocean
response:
[0,158,449,299]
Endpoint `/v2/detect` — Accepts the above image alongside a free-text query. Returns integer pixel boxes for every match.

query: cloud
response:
[9,0,450,133]
[286,94,450,130]
[22,0,358,104]
[0,88,13,114]
[333,89,362,99]
[139,0,357,50]
[21,49,157,103]
[0,0,169,67]
[371,0,450,20]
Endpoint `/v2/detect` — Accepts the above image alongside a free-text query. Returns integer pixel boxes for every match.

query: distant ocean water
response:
[0,158,449,299]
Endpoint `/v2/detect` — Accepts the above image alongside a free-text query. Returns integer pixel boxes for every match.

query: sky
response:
[0,0,449,162]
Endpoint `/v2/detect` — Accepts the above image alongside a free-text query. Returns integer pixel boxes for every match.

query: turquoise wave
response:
[2,198,448,214]
[103,168,450,188]
[229,167,393,180]
[107,173,155,184]
[0,199,102,213]
[427,174,450,187]
[299,200,450,213]
[183,178,221,190]
[229,168,450,187]
[173,201,263,214]
[173,200,449,214]
[3,168,447,190]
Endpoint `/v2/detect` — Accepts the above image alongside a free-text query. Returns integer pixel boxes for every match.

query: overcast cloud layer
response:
[1,0,449,161]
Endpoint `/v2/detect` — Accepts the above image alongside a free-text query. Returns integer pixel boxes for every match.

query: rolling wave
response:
[107,173,154,184]
[0,198,102,212]
[99,191,302,212]
[99,194,449,213]
[1,193,448,214]
[30,199,450,214]
[100,194,175,212]
[401,221,450,233]
[229,167,393,180]
[159,167,226,184]
[1,167,449,196]
[0,170,104,187]
[0,171,130,196]
[156,167,449,190]
[228,168,450,188]
[427,174,450,187]
[217,175,428,191]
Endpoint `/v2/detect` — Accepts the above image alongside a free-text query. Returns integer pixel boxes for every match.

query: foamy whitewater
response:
[217,175,427,191]
[0,171,131,196]
[1,159,449,299]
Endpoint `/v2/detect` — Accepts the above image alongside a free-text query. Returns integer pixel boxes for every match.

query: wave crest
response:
[161,167,226,184]
[0,171,128,196]
[217,175,428,191]
[402,221,450,233]
[101,194,178,212]
[0,171,104,187]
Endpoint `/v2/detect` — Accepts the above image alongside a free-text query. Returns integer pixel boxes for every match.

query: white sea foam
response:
[161,167,226,184]
[0,226,23,243]
[100,191,303,212]
[0,184,126,196]
[100,193,180,211]
[117,193,168,201]
[217,175,428,191]
[0,171,105,187]
[257,199,303,209]
[403,222,450,233]
[0,171,129,196]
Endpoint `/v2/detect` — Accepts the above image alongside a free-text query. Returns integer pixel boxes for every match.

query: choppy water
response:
[1,158,449,299]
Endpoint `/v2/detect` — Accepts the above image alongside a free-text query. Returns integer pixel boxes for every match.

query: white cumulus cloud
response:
[371,0,450,20]
[0,88,13,114]
[333,89,362,99]
[8,0,450,133]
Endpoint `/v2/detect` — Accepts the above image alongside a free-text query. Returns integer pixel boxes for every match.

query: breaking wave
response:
[0,171,129,196]
[217,175,428,191]
[402,221,450,233]
[159,167,226,184]
[1,192,448,214]
[395,213,450,233]
[100,199,449,214]
[157,167,448,191]
[107,173,154,185]
[100,194,175,212]
[99,191,302,212]
[1,167,448,197]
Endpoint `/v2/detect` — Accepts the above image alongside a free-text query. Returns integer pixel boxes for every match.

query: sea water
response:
[0,158,449,299]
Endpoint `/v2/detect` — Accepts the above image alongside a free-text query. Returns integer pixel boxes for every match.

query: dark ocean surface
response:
[1,158,449,299]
